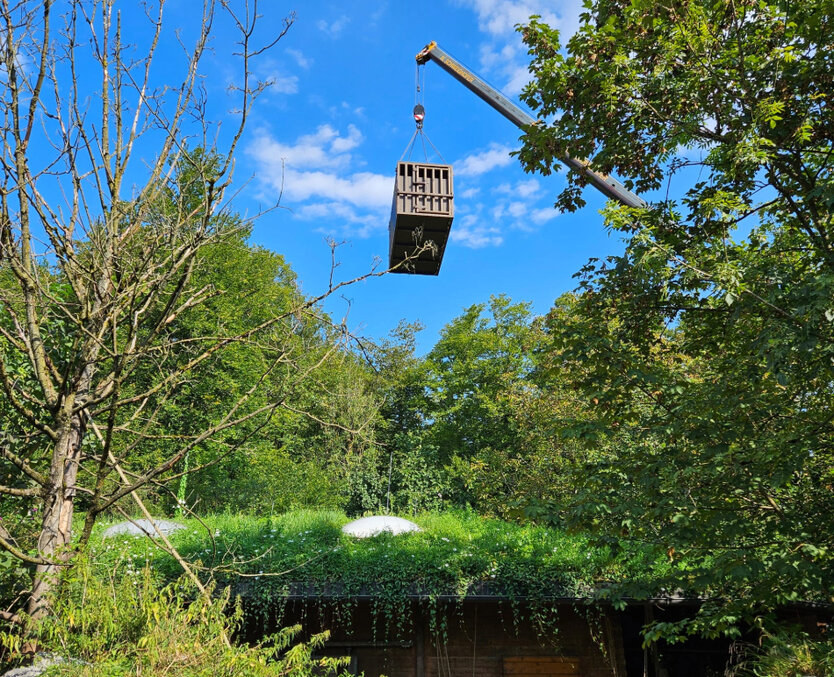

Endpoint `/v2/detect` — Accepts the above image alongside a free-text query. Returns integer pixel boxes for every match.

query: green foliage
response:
[222,446,344,515]
[121,217,309,513]
[421,295,535,464]
[15,147,386,520]
[342,446,389,515]
[0,141,390,621]
[86,510,668,644]
[517,0,834,638]
[0,549,28,619]
[730,631,834,677]
[26,557,350,677]
[388,433,449,514]
[376,296,584,518]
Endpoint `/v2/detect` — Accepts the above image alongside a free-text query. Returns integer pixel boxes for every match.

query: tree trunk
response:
[27,411,86,620]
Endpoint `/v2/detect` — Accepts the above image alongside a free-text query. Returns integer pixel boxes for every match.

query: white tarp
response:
[102,519,185,539]
[341,515,421,538]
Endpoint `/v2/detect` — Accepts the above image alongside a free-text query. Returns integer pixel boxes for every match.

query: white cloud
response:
[455,143,515,177]
[451,175,557,245]
[330,125,363,153]
[317,15,350,37]
[460,187,481,199]
[268,73,299,94]
[479,42,516,69]
[503,64,533,96]
[295,202,381,238]
[253,57,301,96]
[248,125,391,237]
[530,206,558,223]
[451,214,504,248]
[251,124,363,172]
[296,202,373,224]
[515,178,541,198]
[282,170,390,208]
[457,0,566,37]
[478,43,532,95]
[286,48,311,69]
[456,0,583,94]
[507,201,527,218]
[495,178,541,198]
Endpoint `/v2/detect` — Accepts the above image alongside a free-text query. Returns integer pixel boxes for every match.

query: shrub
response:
[24,557,351,677]
[730,630,834,677]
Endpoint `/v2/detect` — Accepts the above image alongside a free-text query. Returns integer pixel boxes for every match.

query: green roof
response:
[91,510,670,603]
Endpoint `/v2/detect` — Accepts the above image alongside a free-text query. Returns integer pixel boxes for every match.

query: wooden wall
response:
[288,599,626,677]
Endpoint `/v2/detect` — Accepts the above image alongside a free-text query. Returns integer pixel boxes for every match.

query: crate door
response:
[412,164,451,216]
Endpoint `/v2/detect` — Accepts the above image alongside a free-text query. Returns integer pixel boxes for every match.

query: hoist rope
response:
[398,127,446,163]
[398,62,445,163]
[415,62,424,106]
[399,129,418,161]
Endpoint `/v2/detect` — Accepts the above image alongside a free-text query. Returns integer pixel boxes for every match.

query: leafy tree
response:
[0,0,293,619]
[160,225,390,517]
[375,296,580,517]
[519,0,834,636]
[0,0,386,627]
[138,220,313,515]
[422,295,535,463]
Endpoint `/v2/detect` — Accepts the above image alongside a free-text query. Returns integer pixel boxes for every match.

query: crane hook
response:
[413,104,425,129]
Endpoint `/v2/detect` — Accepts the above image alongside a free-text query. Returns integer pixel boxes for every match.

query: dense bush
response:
[13,557,351,677]
[730,631,834,677]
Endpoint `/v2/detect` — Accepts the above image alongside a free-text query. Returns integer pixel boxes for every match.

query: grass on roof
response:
[88,510,670,603]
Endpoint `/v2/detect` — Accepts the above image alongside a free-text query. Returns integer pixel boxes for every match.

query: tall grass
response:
[730,631,834,677]
[24,556,351,677]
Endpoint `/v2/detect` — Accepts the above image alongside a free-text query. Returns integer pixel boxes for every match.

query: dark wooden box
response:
[388,162,454,275]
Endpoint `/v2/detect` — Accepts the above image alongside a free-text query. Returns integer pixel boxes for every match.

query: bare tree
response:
[0,0,324,621]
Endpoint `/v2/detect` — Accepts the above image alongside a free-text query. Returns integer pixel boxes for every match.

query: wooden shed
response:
[245,596,623,677]
[239,592,821,677]
[388,161,454,275]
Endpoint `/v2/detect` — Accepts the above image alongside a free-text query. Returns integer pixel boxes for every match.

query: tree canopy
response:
[516,0,834,636]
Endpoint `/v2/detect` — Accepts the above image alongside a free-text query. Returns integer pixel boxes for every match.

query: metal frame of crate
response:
[388,161,454,275]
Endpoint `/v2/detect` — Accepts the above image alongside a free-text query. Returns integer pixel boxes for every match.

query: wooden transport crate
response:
[388,161,454,275]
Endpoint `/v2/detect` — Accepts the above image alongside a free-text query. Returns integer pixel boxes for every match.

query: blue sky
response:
[168,0,633,351]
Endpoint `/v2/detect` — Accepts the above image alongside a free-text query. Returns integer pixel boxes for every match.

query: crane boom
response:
[415,41,646,209]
